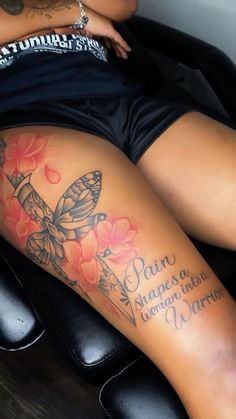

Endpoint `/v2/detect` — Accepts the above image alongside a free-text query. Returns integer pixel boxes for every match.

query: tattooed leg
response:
[0,126,236,418]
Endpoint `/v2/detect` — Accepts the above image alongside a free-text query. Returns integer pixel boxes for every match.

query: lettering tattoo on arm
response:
[0,134,225,329]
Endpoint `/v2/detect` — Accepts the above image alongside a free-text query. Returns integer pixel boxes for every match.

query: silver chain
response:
[69,0,89,30]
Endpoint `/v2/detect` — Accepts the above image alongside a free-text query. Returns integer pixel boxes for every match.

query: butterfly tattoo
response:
[11,169,106,286]
[0,138,136,325]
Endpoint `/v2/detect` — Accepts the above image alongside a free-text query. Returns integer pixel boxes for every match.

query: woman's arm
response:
[0,0,138,45]
[82,0,138,21]
[0,1,79,44]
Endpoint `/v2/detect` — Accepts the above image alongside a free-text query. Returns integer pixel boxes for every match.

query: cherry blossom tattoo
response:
[0,135,137,325]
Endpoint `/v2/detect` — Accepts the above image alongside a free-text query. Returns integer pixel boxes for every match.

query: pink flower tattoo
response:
[63,230,99,292]
[44,165,62,184]
[96,217,137,264]
[3,132,48,176]
[4,197,39,249]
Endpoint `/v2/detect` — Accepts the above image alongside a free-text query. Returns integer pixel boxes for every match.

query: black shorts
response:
[0,95,191,164]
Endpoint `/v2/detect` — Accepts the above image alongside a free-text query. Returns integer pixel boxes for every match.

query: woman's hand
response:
[56,7,132,59]
[84,8,132,59]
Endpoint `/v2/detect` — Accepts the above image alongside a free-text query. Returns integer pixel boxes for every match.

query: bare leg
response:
[0,126,236,418]
[137,112,236,250]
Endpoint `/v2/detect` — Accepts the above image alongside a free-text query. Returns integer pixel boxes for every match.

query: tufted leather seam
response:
[98,355,144,418]
[0,330,45,352]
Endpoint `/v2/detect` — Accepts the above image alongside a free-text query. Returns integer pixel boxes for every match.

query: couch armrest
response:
[127,16,236,120]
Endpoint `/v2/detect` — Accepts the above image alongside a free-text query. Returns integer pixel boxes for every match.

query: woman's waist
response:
[1,27,94,48]
[0,30,108,71]
[16,28,94,42]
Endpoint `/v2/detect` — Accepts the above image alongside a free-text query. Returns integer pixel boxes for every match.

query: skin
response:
[137,112,236,250]
[0,2,236,417]
[0,125,236,419]
[0,0,137,47]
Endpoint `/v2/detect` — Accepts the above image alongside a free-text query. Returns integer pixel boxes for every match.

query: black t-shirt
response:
[0,33,139,113]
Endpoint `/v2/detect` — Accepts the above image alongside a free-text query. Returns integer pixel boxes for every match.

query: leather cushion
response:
[0,243,44,351]
[99,357,188,419]
[1,237,140,384]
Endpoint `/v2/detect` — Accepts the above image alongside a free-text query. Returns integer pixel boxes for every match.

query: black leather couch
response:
[1,15,236,419]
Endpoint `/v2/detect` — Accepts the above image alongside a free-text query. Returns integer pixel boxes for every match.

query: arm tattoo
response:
[0,135,225,329]
[0,0,73,19]
[0,0,24,15]
[26,0,74,19]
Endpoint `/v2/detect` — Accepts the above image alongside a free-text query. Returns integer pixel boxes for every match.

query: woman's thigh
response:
[137,112,236,250]
[0,125,236,417]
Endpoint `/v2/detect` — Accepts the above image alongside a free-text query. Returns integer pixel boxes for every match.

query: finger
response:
[110,30,132,52]
[117,46,129,59]
[114,46,122,58]
[113,43,128,59]
[112,41,128,59]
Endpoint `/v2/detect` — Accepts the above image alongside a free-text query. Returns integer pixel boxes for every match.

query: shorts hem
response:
[132,108,195,164]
